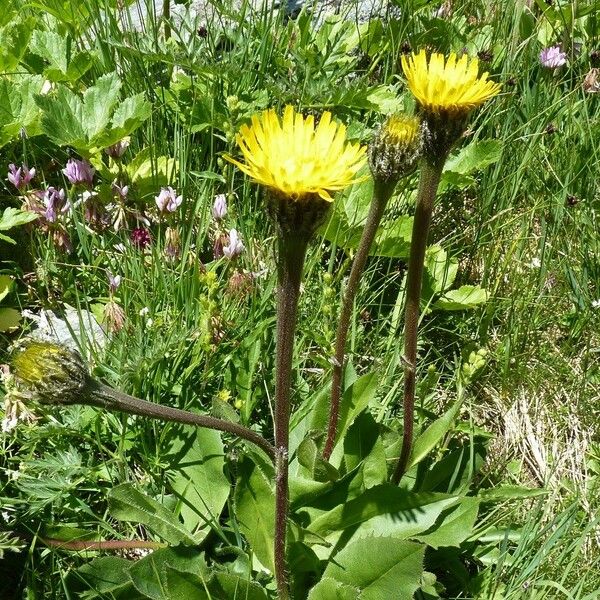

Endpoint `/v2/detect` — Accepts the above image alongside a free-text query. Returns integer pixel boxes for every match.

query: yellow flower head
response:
[383,114,421,145]
[224,105,367,202]
[401,50,501,116]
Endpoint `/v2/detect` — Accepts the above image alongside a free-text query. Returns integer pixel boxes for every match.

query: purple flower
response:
[540,46,567,69]
[112,180,129,199]
[107,272,121,293]
[223,228,244,259]
[63,158,95,186]
[212,194,228,220]
[131,227,151,248]
[36,187,68,223]
[155,187,183,213]
[8,163,35,190]
[104,138,130,159]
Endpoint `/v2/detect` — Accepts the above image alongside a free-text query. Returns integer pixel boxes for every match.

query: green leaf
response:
[321,372,380,464]
[322,536,425,600]
[298,435,340,482]
[308,484,461,539]
[434,285,489,310]
[126,148,178,199]
[69,557,140,599]
[36,74,150,153]
[207,573,268,600]
[128,547,210,600]
[29,30,69,75]
[479,485,548,502]
[0,76,45,145]
[408,396,463,470]
[234,457,276,573]
[412,497,480,548]
[342,411,387,487]
[107,483,197,545]
[0,307,21,331]
[308,578,360,600]
[424,245,458,295]
[81,73,122,139]
[0,275,13,301]
[0,207,38,232]
[164,426,230,539]
[0,18,34,73]
[443,139,502,175]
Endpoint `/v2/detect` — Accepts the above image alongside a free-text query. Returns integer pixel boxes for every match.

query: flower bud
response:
[11,342,91,406]
[368,114,424,184]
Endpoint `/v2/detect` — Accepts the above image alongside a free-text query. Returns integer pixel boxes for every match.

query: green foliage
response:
[35,73,151,154]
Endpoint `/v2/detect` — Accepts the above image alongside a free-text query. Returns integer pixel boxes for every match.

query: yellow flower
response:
[224,105,367,202]
[401,50,501,115]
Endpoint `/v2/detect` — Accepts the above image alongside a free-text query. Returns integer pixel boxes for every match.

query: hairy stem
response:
[392,157,445,484]
[41,538,166,551]
[85,381,276,461]
[273,233,308,600]
[323,180,396,460]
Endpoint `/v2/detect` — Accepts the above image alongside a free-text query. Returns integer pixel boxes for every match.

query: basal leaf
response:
[29,30,68,75]
[36,84,87,147]
[0,275,12,301]
[164,425,230,540]
[322,536,425,600]
[308,577,359,600]
[234,457,276,573]
[107,483,197,545]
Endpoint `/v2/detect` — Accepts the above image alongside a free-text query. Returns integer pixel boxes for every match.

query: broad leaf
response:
[322,536,425,600]
[0,307,21,331]
[69,557,141,599]
[207,573,268,600]
[434,285,489,310]
[308,578,359,600]
[128,547,210,600]
[0,76,45,145]
[234,457,276,573]
[0,275,12,301]
[164,425,230,540]
[440,139,502,191]
[107,483,197,545]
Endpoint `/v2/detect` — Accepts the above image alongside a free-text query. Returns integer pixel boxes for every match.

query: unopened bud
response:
[368,114,424,184]
[11,342,91,406]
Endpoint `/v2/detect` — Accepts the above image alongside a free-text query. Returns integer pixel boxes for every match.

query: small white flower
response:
[529,257,541,269]
[145,318,154,329]
[139,307,150,316]
[1,416,18,432]
[592,299,600,309]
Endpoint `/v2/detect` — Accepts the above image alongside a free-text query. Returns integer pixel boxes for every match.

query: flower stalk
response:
[273,231,310,600]
[323,179,395,460]
[9,342,276,462]
[391,156,446,484]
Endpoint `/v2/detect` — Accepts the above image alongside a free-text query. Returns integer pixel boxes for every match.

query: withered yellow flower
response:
[224,105,367,202]
[401,50,501,116]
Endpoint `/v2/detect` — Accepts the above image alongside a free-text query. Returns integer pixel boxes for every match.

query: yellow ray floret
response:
[401,50,501,115]
[224,105,367,201]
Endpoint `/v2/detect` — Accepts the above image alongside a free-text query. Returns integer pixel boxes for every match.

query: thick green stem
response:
[323,179,396,461]
[273,233,309,600]
[85,381,276,461]
[392,157,446,484]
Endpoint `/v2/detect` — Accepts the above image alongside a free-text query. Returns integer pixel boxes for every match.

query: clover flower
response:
[223,228,244,259]
[131,227,151,248]
[8,163,35,190]
[540,46,567,69]
[155,186,183,213]
[212,194,228,220]
[35,187,68,223]
[63,158,95,187]
[104,137,130,159]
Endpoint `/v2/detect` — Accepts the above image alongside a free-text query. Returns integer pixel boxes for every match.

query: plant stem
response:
[391,157,445,485]
[85,380,276,461]
[323,179,396,461]
[273,232,309,600]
